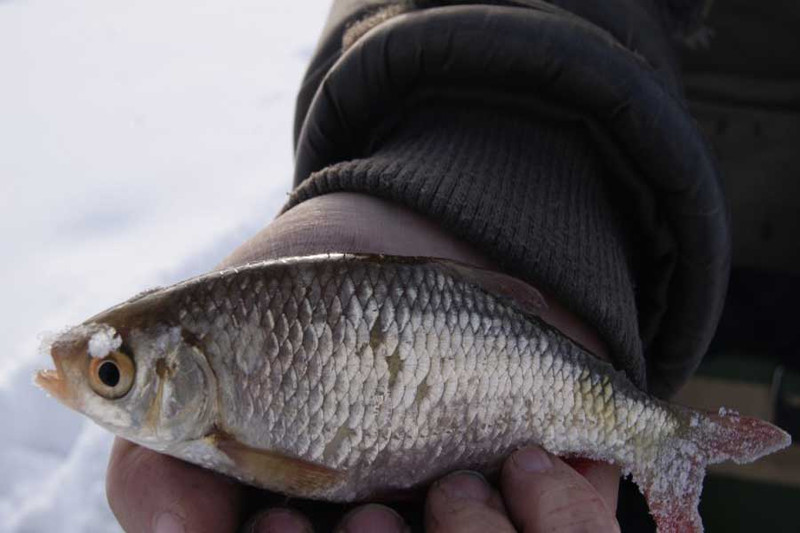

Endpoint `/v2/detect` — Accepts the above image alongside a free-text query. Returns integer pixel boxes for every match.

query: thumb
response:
[501,446,620,533]
[106,438,243,533]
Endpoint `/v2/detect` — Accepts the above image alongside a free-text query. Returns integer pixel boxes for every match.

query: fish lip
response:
[34,355,72,405]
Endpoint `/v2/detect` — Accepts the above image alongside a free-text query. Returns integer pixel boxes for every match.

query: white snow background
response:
[0,1,330,530]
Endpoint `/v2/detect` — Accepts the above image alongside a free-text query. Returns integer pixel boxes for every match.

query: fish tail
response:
[634,407,791,533]
[697,409,791,465]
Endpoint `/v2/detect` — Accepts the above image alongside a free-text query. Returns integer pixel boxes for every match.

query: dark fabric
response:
[286,0,730,397]
[289,100,644,384]
[292,0,711,144]
[681,0,800,275]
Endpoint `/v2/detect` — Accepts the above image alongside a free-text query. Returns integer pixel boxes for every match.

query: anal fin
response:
[637,457,705,533]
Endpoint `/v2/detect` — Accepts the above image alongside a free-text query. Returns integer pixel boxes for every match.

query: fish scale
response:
[36,254,791,532]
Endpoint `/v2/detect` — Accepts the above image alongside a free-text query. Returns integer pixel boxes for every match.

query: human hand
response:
[238,443,619,532]
[106,193,621,532]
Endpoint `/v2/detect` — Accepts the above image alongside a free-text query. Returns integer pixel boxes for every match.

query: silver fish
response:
[36,254,790,532]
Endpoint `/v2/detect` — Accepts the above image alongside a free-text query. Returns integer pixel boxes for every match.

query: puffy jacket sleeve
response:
[284,0,729,398]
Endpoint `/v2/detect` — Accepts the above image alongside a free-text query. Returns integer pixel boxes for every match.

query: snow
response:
[88,326,122,359]
[0,0,329,531]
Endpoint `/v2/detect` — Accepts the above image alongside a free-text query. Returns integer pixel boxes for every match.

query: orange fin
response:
[436,259,547,316]
[636,410,791,532]
[702,410,792,464]
[210,433,344,495]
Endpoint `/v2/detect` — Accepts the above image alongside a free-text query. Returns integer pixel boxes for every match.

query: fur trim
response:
[343,1,715,53]
[343,2,414,50]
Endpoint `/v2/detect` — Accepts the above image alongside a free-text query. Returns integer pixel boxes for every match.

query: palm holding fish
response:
[37,194,790,532]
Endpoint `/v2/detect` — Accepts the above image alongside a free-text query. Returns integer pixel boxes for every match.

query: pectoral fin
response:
[209,432,344,496]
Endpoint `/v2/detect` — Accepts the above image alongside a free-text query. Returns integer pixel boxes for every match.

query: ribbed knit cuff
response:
[286,100,644,386]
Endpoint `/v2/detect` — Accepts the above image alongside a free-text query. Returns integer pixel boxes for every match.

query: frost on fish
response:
[631,408,790,532]
[87,325,122,359]
[35,254,792,533]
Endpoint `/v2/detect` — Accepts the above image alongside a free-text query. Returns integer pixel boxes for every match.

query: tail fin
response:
[700,410,791,465]
[633,409,791,533]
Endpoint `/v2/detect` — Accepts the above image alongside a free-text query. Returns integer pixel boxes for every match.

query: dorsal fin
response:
[435,259,548,317]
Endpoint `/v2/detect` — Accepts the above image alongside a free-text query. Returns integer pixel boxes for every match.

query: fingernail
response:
[154,512,184,533]
[247,509,313,533]
[337,503,407,533]
[512,446,553,472]
[436,470,491,501]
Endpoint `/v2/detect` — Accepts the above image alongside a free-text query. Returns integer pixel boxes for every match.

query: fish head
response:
[36,321,217,448]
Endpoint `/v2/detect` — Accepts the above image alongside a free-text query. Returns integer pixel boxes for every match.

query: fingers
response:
[424,471,516,533]
[245,508,313,533]
[562,457,621,511]
[106,438,243,533]
[335,504,409,533]
[246,503,411,533]
[242,452,620,533]
[501,446,620,533]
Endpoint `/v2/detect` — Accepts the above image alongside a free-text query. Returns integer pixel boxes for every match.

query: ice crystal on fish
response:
[87,326,121,359]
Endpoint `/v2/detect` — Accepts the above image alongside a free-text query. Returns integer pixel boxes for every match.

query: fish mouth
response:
[34,360,72,405]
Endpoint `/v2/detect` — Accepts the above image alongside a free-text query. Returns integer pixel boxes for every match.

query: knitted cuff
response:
[286,99,644,386]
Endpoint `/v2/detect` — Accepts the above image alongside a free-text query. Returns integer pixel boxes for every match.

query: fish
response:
[35,253,790,532]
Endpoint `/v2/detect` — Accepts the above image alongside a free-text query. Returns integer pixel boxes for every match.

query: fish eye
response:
[88,349,135,399]
[98,361,120,387]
